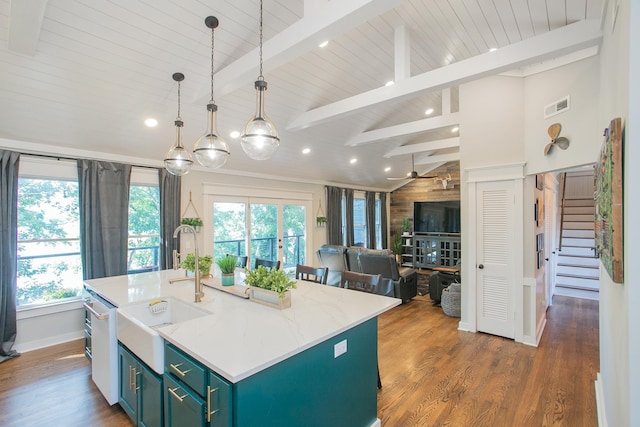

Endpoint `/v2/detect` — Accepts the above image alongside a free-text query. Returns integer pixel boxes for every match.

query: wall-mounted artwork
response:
[594,117,624,283]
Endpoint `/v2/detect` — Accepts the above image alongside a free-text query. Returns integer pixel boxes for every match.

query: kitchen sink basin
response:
[117,297,211,374]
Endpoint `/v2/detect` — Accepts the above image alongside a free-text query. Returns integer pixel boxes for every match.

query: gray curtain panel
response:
[344,188,354,247]
[159,169,181,270]
[365,191,376,248]
[0,150,20,363]
[78,160,132,280]
[380,192,388,249]
[325,186,343,245]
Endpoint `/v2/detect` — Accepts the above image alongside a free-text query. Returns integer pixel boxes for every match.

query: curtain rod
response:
[20,152,159,170]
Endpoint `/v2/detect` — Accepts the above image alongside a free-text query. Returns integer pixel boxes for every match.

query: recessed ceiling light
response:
[350,158,357,164]
[424,108,434,115]
[489,47,497,52]
[385,80,394,87]
[384,167,391,172]
[144,118,158,127]
[302,148,311,154]
[230,131,240,138]
[319,40,329,48]
[451,126,459,133]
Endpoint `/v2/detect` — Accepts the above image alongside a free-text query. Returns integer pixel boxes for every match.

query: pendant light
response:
[164,72,194,176]
[241,0,280,160]
[193,16,230,169]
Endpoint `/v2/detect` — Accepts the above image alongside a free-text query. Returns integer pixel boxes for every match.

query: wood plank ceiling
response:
[0,0,604,189]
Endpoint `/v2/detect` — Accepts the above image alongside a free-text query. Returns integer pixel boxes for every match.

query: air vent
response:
[544,96,570,119]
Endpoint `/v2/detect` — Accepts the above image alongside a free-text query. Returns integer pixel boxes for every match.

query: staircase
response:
[554,197,600,300]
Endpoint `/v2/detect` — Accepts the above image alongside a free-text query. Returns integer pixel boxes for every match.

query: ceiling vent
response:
[544,95,570,119]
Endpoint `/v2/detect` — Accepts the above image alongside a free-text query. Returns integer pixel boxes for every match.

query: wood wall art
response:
[594,117,624,283]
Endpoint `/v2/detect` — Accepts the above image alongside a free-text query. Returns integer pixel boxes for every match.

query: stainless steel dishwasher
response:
[83,287,118,405]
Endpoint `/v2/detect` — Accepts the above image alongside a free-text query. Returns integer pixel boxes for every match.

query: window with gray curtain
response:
[344,188,354,247]
[78,160,132,280]
[0,150,20,363]
[159,169,181,269]
[380,192,388,249]
[325,186,343,245]
[365,191,376,248]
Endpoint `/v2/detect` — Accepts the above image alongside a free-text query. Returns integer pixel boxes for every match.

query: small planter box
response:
[247,287,291,309]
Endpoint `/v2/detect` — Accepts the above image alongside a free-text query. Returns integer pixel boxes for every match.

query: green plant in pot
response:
[244,266,297,299]
[392,231,403,262]
[181,253,213,277]
[181,217,203,229]
[401,217,412,235]
[216,255,237,286]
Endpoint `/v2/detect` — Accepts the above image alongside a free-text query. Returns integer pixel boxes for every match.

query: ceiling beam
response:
[207,0,406,100]
[8,0,49,55]
[416,152,460,165]
[288,19,602,131]
[346,113,459,146]
[385,137,460,157]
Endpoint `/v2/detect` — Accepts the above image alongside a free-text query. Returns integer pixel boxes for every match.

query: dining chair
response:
[254,258,280,271]
[340,270,382,294]
[295,264,329,284]
[229,255,247,269]
[339,270,383,389]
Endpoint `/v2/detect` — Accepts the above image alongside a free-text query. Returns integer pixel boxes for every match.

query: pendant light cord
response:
[259,0,264,80]
[210,26,215,104]
[177,80,181,120]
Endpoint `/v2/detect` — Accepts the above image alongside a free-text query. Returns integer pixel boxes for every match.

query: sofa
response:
[316,244,417,303]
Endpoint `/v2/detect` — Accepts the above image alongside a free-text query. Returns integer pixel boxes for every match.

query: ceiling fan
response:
[387,154,437,181]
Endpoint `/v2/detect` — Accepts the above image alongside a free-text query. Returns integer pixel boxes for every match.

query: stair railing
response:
[558,172,567,251]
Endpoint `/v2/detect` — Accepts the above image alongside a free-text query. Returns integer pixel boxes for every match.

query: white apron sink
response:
[116,297,211,374]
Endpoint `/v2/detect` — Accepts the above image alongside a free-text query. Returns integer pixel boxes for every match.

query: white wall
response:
[597,0,638,425]
[524,56,601,175]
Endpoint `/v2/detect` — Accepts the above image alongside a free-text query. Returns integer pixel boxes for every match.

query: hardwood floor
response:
[377,294,599,426]
[0,295,598,427]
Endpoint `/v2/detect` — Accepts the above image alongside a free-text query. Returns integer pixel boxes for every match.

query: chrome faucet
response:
[172,224,204,303]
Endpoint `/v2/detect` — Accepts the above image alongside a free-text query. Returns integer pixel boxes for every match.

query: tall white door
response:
[476,180,515,339]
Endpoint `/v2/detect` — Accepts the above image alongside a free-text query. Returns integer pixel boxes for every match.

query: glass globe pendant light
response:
[193,16,230,169]
[164,72,194,176]
[241,0,280,160]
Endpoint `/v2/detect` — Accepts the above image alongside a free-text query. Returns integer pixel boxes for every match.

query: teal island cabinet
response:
[118,343,163,427]
[84,270,400,427]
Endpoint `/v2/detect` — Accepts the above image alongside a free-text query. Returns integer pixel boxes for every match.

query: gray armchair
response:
[315,244,348,287]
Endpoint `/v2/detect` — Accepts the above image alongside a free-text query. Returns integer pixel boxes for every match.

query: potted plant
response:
[181,253,213,278]
[401,217,412,236]
[316,216,327,227]
[392,232,403,263]
[216,255,237,286]
[181,217,203,232]
[244,266,297,309]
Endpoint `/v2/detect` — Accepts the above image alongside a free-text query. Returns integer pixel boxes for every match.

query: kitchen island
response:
[84,269,400,427]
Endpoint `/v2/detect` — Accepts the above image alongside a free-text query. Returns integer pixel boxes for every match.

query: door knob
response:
[478,264,484,269]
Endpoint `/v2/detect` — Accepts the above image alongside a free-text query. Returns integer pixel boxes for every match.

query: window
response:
[341,192,382,249]
[17,160,82,306]
[128,183,160,273]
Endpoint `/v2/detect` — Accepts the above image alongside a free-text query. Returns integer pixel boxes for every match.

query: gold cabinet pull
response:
[169,362,191,377]
[128,365,134,390]
[206,386,219,422]
[133,368,141,393]
[168,386,187,402]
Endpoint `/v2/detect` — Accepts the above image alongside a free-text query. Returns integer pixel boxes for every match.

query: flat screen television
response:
[413,200,461,234]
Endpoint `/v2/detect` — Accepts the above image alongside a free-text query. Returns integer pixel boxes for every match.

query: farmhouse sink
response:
[117,297,212,374]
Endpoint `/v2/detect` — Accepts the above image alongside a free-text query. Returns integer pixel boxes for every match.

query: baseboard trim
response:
[595,373,608,427]
[14,331,84,353]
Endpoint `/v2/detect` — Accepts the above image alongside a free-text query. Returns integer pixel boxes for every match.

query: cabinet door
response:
[164,374,206,427]
[139,363,163,427]
[118,345,139,423]
[207,371,232,426]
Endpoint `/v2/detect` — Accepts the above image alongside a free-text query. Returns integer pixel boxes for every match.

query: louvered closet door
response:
[476,181,515,339]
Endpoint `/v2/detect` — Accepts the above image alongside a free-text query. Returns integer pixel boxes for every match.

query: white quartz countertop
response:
[84,269,400,383]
